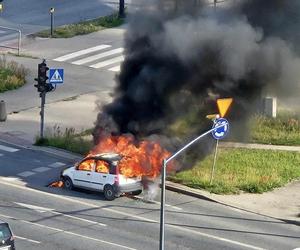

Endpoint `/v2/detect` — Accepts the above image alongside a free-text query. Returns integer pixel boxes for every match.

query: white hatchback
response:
[61,153,143,200]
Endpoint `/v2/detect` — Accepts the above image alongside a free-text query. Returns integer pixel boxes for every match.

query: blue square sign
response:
[49,68,64,84]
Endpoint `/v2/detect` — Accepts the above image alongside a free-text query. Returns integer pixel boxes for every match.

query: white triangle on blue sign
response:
[50,70,63,83]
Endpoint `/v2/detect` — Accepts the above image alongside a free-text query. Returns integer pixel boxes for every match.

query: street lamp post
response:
[159,122,228,250]
[49,7,55,37]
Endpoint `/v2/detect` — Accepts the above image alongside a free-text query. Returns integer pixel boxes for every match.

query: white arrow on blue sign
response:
[49,69,64,84]
[212,118,229,140]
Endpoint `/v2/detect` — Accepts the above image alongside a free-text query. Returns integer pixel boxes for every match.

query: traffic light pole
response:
[40,91,46,139]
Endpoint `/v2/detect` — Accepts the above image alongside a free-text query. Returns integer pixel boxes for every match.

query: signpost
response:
[49,68,64,84]
[34,62,64,139]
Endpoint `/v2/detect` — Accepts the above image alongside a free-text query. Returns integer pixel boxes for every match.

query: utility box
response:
[263,97,277,118]
[0,100,7,122]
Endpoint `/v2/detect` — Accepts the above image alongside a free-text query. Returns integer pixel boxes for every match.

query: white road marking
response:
[48,162,66,168]
[108,65,121,72]
[15,202,106,226]
[0,180,265,250]
[15,235,41,244]
[17,171,35,177]
[90,55,124,68]
[72,48,124,65]
[53,44,111,62]
[0,145,19,152]
[0,212,135,250]
[32,167,51,173]
[0,153,3,156]
[135,196,183,211]
[1,177,19,182]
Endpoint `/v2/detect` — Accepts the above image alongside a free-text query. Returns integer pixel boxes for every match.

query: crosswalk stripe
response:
[32,167,51,173]
[90,56,125,69]
[108,65,121,72]
[0,145,19,152]
[72,48,124,65]
[18,171,35,177]
[53,44,111,62]
[49,162,66,168]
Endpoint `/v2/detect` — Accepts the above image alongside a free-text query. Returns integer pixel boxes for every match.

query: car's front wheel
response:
[63,176,73,190]
[104,185,115,201]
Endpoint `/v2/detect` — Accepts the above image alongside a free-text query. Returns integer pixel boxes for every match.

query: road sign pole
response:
[210,139,219,184]
[159,159,167,250]
[39,91,46,139]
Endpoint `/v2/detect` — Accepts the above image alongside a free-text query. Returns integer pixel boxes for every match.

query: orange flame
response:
[90,135,173,178]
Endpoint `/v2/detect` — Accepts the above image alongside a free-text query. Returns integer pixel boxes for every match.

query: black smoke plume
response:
[93,0,300,167]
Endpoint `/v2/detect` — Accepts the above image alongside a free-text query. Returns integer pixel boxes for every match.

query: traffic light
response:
[34,60,50,92]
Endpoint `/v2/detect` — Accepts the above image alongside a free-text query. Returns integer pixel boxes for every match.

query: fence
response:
[0,26,21,55]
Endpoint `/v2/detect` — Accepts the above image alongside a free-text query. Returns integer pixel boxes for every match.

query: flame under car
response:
[61,153,143,200]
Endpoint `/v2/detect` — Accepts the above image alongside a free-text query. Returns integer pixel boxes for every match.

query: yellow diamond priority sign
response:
[217,98,233,117]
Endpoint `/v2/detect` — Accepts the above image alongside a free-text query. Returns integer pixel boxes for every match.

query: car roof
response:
[0,220,8,224]
[84,153,122,162]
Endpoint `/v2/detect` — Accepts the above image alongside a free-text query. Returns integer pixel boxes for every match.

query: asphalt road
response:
[0,0,121,33]
[0,140,299,250]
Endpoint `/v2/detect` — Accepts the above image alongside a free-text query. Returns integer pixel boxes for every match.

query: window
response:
[77,159,95,172]
[0,224,12,240]
[95,160,109,174]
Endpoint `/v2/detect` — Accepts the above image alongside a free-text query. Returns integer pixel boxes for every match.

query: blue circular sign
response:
[212,118,229,140]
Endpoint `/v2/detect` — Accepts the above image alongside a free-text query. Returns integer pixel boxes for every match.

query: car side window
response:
[95,160,109,174]
[77,159,95,172]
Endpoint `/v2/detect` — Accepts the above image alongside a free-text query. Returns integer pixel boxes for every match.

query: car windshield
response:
[0,224,12,240]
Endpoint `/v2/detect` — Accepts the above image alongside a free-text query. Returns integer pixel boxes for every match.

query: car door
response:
[91,160,110,191]
[72,159,95,189]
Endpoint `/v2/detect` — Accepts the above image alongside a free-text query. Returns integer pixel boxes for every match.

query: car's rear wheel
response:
[104,185,115,201]
[131,190,142,196]
[63,177,73,190]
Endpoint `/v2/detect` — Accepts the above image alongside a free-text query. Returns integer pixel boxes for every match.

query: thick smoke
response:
[93,0,300,168]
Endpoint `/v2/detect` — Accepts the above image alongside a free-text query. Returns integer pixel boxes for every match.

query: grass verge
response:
[35,126,93,155]
[36,13,124,38]
[168,148,300,194]
[0,56,27,93]
[250,113,300,145]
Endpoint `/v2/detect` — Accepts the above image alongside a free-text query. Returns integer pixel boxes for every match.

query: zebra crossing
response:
[0,143,66,179]
[53,44,125,72]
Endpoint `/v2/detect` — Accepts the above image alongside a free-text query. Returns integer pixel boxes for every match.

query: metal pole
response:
[210,139,219,184]
[40,91,46,139]
[18,30,21,56]
[159,159,167,250]
[119,0,125,18]
[50,12,54,37]
[214,0,217,11]
[158,123,227,249]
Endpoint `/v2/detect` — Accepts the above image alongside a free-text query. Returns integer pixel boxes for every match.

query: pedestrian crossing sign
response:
[49,69,64,84]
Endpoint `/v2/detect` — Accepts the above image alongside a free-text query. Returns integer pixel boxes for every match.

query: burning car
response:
[61,153,143,200]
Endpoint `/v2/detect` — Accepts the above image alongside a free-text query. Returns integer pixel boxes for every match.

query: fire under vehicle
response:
[61,153,143,200]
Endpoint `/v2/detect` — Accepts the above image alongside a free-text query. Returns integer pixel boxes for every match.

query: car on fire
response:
[0,220,15,250]
[61,153,143,200]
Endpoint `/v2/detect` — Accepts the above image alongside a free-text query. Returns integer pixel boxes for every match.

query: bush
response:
[0,56,27,93]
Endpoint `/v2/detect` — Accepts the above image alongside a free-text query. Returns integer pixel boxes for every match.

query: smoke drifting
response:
[93,0,300,167]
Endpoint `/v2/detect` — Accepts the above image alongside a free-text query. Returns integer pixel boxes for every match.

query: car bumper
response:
[115,182,143,193]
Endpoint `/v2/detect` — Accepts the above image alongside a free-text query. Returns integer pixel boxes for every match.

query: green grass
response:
[36,13,124,38]
[250,113,300,145]
[35,126,93,155]
[0,56,27,93]
[168,148,300,194]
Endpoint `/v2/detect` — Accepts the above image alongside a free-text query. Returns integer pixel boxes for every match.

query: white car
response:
[61,153,143,200]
